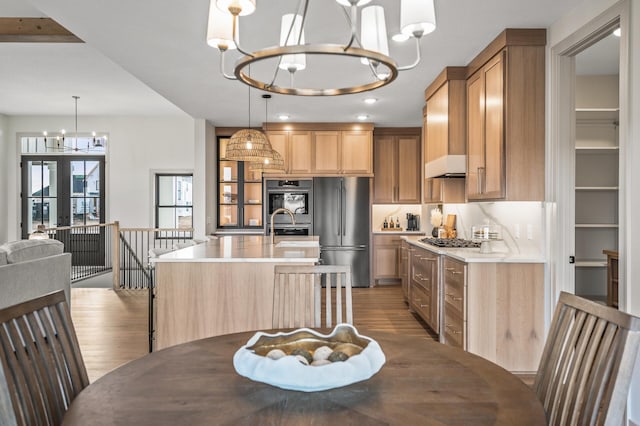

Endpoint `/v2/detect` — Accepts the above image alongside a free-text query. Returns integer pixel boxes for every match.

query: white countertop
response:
[372,230,426,235]
[402,236,546,264]
[153,235,320,263]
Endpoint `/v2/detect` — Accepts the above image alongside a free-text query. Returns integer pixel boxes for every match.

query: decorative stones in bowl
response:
[232,324,386,392]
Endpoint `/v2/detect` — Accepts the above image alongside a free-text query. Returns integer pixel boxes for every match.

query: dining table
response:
[62,329,547,425]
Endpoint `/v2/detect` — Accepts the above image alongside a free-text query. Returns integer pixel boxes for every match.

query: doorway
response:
[21,156,106,265]
[549,1,629,311]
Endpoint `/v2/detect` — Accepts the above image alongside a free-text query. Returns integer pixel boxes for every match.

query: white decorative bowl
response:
[233,324,386,392]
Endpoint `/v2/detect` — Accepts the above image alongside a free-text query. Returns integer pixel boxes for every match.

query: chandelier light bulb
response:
[246,141,253,149]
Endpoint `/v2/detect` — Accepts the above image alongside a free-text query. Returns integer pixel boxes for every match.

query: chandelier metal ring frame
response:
[208,0,436,96]
[234,44,399,96]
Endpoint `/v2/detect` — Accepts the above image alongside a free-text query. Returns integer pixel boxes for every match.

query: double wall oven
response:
[264,179,313,235]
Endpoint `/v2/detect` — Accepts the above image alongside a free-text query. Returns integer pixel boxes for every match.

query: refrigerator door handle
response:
[342,180,347,236]
[336,186,341,236]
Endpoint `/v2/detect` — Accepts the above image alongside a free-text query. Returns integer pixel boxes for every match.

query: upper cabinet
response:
[465,29,546,201]
[423,67,467,178]
[373,128,422,204]
[267,130,313,174]
[423,67,467,203]
[265,123,373,177]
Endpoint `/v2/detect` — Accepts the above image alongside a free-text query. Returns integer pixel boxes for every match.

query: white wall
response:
[4,114,195,241]
[549,0,640,421]
[0,114,9,244]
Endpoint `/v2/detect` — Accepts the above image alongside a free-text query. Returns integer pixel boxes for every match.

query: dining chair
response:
[0,290,89,426]
[273,265,353,328]
[533,291,640,426]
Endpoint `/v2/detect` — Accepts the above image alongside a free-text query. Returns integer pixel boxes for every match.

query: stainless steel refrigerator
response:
[313,177,370,287]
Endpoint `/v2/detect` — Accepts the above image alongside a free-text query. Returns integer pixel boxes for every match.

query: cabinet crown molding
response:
[466,28,546,78]
[424,67,467,101]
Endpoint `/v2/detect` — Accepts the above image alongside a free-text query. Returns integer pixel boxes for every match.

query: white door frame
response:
[549,0,629,310]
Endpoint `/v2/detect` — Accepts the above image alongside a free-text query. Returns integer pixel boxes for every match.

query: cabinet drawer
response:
[444,279,464,318]
[410,281,431,323]
[373,235,403,245]
[443,309,465,349]
[443,257,465,287]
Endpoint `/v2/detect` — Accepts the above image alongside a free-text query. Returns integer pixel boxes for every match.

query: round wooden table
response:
[63,330,546,425]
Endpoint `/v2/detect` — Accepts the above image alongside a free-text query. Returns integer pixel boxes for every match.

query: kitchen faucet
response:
[270,208,296,245]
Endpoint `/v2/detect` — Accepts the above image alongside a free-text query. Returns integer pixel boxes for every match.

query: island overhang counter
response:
[152,235,319,350]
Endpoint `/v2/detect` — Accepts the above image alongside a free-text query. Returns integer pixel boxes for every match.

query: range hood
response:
[424,155,466,178]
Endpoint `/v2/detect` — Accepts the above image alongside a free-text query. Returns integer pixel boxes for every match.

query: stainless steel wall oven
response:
[265,179,313,235]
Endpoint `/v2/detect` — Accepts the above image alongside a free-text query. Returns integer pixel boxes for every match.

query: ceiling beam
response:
[0,18,82,43]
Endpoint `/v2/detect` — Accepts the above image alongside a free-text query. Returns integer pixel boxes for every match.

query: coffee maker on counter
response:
[406,213,420,231]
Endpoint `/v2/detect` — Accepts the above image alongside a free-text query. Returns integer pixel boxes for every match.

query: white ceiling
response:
[1,0,588,126]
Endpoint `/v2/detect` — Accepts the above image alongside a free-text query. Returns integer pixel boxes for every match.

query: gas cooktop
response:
[420,238,481,248]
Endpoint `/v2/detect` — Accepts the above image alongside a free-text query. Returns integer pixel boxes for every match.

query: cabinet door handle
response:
[419,257,436,262]
[445,292,463,301]
[445,268,462,275]
[415,273,429,282]
[420,304,428,308]
[445,324,462,334]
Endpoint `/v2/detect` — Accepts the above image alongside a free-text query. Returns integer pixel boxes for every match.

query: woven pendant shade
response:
[249,148,285,172]
[225,129,275,162]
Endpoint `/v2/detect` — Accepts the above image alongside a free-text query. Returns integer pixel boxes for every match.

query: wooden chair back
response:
[0,290,89,426]
[273,265,353,328]
[533,291,640,426]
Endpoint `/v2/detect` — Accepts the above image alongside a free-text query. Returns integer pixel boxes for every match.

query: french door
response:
[21,156,106,265]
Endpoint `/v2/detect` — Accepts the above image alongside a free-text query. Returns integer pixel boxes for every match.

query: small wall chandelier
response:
[207,0,437,96]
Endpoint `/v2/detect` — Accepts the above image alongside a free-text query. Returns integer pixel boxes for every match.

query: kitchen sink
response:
[275,240,319,248]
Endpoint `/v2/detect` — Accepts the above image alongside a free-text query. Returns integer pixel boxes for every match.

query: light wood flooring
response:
[70,285,434,382]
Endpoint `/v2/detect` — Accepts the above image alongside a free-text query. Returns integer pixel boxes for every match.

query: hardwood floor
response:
[71,288,149,382]
[70,285,434,382]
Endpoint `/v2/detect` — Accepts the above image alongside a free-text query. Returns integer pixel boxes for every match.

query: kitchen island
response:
[152,235,319,350]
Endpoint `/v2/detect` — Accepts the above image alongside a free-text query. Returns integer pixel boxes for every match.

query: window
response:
[155,174,193,229]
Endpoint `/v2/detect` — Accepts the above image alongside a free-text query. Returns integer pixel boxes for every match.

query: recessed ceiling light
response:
[278,114,289,120]
[357,114,369,121]
[364,98,377,104]
[391,33,410,42]
[613,28,621,37]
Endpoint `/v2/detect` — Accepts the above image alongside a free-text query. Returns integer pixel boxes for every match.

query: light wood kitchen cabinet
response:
[341,130,373,174]
[373,128,421,204]
[265,123,373,176]
[312,131,340,173]
[266,130,312,174]
[400,240,412,301]
[442,257,466,348]
[440,256,545,373]
[465,29,546,201]
[424,177,465,204]
[410,247,439,334]
[373,234,403,284]
[423,67,467,178]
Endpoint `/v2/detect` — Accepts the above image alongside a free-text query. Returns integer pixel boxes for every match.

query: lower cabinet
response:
[441,258,545,373]
[399,241,412,301]
[442,257,466,348]
[373,235,402,284]
[409,247,439,334]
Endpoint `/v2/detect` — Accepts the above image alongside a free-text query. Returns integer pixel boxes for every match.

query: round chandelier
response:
[207,0,437,96]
